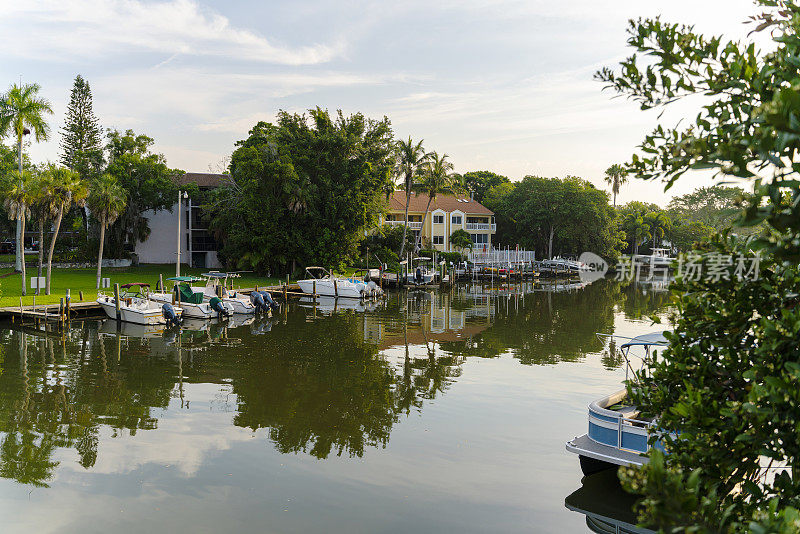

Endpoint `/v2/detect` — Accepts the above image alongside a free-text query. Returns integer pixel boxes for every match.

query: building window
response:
[471,233,488,244]
[433,235,444,245]
[452,215,462,225]
[433,214,444,224]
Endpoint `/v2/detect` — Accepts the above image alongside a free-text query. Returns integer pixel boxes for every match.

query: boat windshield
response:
[304,267,331,280]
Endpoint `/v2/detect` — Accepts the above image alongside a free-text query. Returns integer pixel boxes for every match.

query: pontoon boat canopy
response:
[620,331,670,349]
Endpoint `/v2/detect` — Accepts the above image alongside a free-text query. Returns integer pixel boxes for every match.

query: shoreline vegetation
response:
[0,264,282,307]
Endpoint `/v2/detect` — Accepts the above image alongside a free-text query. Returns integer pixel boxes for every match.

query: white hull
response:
[148,292,233,319]
[405,272,436,285]
[190,286,256,314]
[297,278,364,299]
[97,297,178,325]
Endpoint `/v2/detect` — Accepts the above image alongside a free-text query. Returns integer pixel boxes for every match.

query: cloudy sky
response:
[1,0,761,205]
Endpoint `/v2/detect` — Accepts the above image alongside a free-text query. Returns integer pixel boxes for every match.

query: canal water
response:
[0,280,671,533]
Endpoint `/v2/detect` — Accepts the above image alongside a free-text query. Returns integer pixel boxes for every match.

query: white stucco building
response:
[134,173,226,269]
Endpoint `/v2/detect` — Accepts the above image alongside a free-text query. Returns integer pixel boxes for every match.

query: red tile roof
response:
[387,191,493,215]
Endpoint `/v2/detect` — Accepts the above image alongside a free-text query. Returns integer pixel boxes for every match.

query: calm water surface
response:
[0,280,671,533]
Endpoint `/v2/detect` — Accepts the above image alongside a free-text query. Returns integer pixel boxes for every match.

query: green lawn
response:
[0,264,283,307]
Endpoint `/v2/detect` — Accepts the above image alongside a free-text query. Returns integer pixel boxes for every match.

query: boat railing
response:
[587,392,656,454]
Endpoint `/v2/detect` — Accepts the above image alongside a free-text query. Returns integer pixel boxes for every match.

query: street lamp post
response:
[176,190,188,277]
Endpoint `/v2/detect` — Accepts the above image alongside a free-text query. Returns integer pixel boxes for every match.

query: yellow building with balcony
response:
[384,191,496,252]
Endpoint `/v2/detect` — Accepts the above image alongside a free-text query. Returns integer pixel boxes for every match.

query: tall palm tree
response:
[27,170,55,294]
[413,152,459,251]
[604,164,628,208]
[623,212,651,256]
[394,137,429,259]
[45,166,87,295]
[645,211,671,251]
[3,170,32,295]
[0,83,53,271]
[87,174,127,289]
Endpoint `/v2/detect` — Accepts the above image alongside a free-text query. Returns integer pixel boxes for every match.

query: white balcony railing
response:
[385,220,423,230]
[465,223,496,231]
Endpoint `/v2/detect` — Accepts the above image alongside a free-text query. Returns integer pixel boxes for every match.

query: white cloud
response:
[0,0,342,65]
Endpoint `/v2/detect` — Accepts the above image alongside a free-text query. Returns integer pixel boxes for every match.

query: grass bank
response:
[0,264,283,307]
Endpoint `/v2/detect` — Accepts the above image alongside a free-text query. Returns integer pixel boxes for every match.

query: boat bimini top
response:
[167,276,204,284]
[304,267,332,279]
[597,330,672,382]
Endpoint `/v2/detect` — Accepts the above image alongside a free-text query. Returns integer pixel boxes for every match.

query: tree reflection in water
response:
[0,278,672,485]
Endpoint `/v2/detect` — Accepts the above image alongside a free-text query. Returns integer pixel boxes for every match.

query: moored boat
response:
[297,267,369,299]
[196,272,257,314]
[97,283,183,326]
[566,331,669,475]
[149,276,234,319]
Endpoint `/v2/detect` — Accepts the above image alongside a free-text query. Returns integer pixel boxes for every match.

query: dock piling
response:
[113,283,121,323]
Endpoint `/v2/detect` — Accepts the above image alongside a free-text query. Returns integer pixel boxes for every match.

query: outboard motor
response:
[415,267,422,285]
[259,290,280,311]
[250,291,271,314]
[209,296,230,317]
[161,303,182,327]
[367,280,382,297]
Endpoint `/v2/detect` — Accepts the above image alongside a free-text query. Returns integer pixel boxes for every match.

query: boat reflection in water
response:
[98,318,165,338]
[0,278,676,533]
[565,470,654,534]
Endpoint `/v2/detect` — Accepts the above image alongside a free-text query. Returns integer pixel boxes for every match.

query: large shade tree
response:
[0,83,53,271]
[206,109,395,274]
[88,174,126,289]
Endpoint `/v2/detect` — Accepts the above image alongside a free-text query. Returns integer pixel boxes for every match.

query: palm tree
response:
[604,164,628,208]
[0,83,53,271]
[623,212,651,256]
[87,174,127,289]
[2,170,32,295]
[413,152,459,251]
[45,166,87,295]
[27,170,55,294]
[645,211,671,251]
[394,137,429,258]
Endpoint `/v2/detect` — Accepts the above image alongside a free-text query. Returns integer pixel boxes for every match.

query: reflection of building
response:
[134,173,226,268]
[383,191,496,252]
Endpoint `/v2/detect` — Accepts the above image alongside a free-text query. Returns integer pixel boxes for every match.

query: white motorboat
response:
[97,283,183,325]
[195,272,257,314]
[297,267,369,299]
[148,276,234,319]
[404,257,438,286]
[634,248,675,268]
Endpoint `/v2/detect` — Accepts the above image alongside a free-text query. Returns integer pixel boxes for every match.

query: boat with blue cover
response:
[566,331,670,475]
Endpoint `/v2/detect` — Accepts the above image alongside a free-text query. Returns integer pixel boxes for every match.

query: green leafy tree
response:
[667,217,713,252]
[60,75,103,236]
[43,166,87,294]
[207,109,394,274]
[485,176,624,260]
[598,1,800,529]
[88,174,127,289]
[0,83,53,271]
[2,170,33,295]
[103,130,181,258]
[462,170,510,203]
[413,152,459,250]
[604,164,628,207]
[449,228,473,251]
[394,137,429,259]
